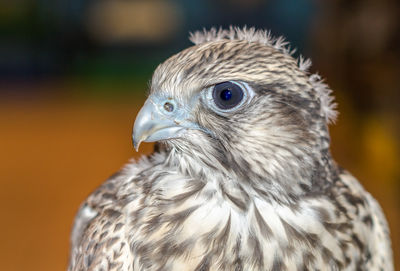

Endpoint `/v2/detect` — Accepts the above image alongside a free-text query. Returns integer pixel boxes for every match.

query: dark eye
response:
[212,82,244,110]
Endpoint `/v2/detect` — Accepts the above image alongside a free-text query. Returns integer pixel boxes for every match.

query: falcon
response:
[68,27,393,270]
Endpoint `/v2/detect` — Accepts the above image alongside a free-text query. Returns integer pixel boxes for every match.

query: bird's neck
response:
[164,144,336,204]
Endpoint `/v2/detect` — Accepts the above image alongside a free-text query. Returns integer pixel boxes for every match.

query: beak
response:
[132,99,185,151]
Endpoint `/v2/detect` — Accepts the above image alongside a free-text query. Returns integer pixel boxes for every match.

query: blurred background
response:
[0,0,399,270]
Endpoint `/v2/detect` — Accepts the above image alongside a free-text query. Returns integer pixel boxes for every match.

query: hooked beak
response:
[132,99,185,151]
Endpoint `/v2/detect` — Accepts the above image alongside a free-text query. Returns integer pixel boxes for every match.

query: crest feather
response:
[189,26,338,124]
[310,74,338,124]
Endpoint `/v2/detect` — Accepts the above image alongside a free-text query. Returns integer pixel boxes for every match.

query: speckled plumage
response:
[68,27,393,271]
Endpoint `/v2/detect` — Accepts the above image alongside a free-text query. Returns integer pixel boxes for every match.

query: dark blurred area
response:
[0,0,399,270]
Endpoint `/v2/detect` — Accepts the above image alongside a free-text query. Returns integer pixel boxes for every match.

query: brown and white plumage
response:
[68,27,393,271]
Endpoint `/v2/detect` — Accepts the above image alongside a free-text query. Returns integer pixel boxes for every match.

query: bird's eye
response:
[212,82,244,110]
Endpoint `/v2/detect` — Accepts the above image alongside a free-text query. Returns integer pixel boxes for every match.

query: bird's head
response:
[133,27,337,191]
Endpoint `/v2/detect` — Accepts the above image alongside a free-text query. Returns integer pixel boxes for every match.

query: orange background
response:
[0,86,149,270]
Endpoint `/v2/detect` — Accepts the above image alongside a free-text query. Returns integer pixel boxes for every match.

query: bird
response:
[68,27,393,271]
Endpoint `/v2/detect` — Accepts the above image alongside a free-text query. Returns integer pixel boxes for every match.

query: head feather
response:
[189,26,338,124]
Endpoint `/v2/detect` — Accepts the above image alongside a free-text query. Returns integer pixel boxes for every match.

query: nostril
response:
[163,102,174,112]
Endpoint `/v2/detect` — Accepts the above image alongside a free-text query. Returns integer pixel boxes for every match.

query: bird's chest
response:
[126,176,347,270]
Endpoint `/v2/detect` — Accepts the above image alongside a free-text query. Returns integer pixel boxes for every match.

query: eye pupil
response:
[212,82,244,110]
[220,89,232,101]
